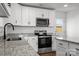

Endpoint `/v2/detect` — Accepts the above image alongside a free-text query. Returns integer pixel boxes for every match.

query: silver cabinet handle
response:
[32,38,35,40]
[76,48,79,50]
[59,43,63,45]
[65,52,67,56]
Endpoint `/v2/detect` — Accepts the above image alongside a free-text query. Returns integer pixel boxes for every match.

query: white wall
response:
[67,9,79,42]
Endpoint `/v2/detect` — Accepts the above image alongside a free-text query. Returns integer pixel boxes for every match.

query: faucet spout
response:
[4,23,14,40]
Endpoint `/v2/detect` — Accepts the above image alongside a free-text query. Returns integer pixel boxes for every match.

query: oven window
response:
[38,36,52,48]
[41,39,46,45]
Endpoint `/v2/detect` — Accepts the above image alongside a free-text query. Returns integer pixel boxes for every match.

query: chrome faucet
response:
[4,23,14,40]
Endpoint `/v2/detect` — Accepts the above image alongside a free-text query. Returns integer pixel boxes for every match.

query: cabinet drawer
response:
[56,40,68,48]
[69,43,79,56]
[69,43,79,49]
[69,43,79,53]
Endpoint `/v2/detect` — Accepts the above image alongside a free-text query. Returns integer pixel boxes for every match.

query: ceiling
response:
[20,3,79,12]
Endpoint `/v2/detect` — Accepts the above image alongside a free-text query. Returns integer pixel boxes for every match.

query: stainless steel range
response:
[34,30,52,53]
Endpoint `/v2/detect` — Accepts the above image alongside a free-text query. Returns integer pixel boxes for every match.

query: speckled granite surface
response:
[0,38,39,56]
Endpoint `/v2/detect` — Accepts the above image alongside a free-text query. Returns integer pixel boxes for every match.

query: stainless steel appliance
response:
[34,30,52,53]
[36,18,49,27]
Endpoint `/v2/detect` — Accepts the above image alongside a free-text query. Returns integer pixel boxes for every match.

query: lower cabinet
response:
[0,42,4,56]
[24,36,38,52]
[56,47,67,56]
[56,39,68,56]
[69,42,79,56]
[52,36,56,51]
[29,36,38,52]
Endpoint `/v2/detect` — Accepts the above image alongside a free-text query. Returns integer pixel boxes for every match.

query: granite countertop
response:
[56,38,79,44]
[0,38,39,56]
[7,33,79,44]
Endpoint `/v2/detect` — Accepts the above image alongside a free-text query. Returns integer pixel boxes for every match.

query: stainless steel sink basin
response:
[7,37,22,41]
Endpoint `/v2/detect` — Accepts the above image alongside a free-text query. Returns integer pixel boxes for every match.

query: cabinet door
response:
[28,7,36,26]
[69,42,79,56]
[49,10,55,26]
[36,8,49,18]
[22,6,36,26]
[56,47,67,56]
[0,18,4,27]
[32,37,38,52]
[56,40,68,56]
[42,9,49,18]
[28,37,38,52]
[4,3,11,16]
[0,41,4,56]
[22,6,29,26]
[9,3,22,25]
[13,4,22,25]
[52,36,56,51]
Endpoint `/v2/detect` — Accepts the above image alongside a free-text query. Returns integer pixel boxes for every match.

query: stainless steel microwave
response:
[36,18,49,27]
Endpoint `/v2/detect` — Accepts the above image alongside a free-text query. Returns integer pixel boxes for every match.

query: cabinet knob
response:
[65,52,67,56]
[16,20,17,23]
[42,14,44,17]
[7,3,11,7]
[28,21,30,24]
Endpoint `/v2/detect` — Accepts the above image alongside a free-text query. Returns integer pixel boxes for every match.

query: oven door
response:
[38,36,52,48]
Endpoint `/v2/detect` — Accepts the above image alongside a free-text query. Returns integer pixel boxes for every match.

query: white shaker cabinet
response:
[0,18,4,27]
[12,4,22,25]
[56,40,68,56]
[36,8,49,18]
[36,8,55,26]
[69,42,79,56]
[22,6,36,26]
[7,3,22,25]
[49,10,55,26]
[28,7,36,26]
[28,36,38,52]
[24,36,38,52]
[4,3,12,16]
[52,36,56,51]
[22,6,29,26]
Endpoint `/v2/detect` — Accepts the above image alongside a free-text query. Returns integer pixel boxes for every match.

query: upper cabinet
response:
[7,3,22,25]
[4,3,55,26]
[12,4,22,25]
[22,6,36,26]
[21,6,55,27]
[3,3,11,16]
[0,3,11,17]
[0,18,4,27]
[36,8,49,18]
[49,10,55,27]
[22,6,28,26]
[36,8,55,27]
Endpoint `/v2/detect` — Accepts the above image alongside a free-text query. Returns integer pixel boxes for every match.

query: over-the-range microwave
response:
[36,18,49,27]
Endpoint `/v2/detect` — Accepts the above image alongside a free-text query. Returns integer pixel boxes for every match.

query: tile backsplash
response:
[7,26,54,34]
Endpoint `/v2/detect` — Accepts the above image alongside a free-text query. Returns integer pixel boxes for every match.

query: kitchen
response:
[0,3,79,56]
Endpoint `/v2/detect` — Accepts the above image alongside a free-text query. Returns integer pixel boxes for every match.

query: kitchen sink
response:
[6,37,22,41]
